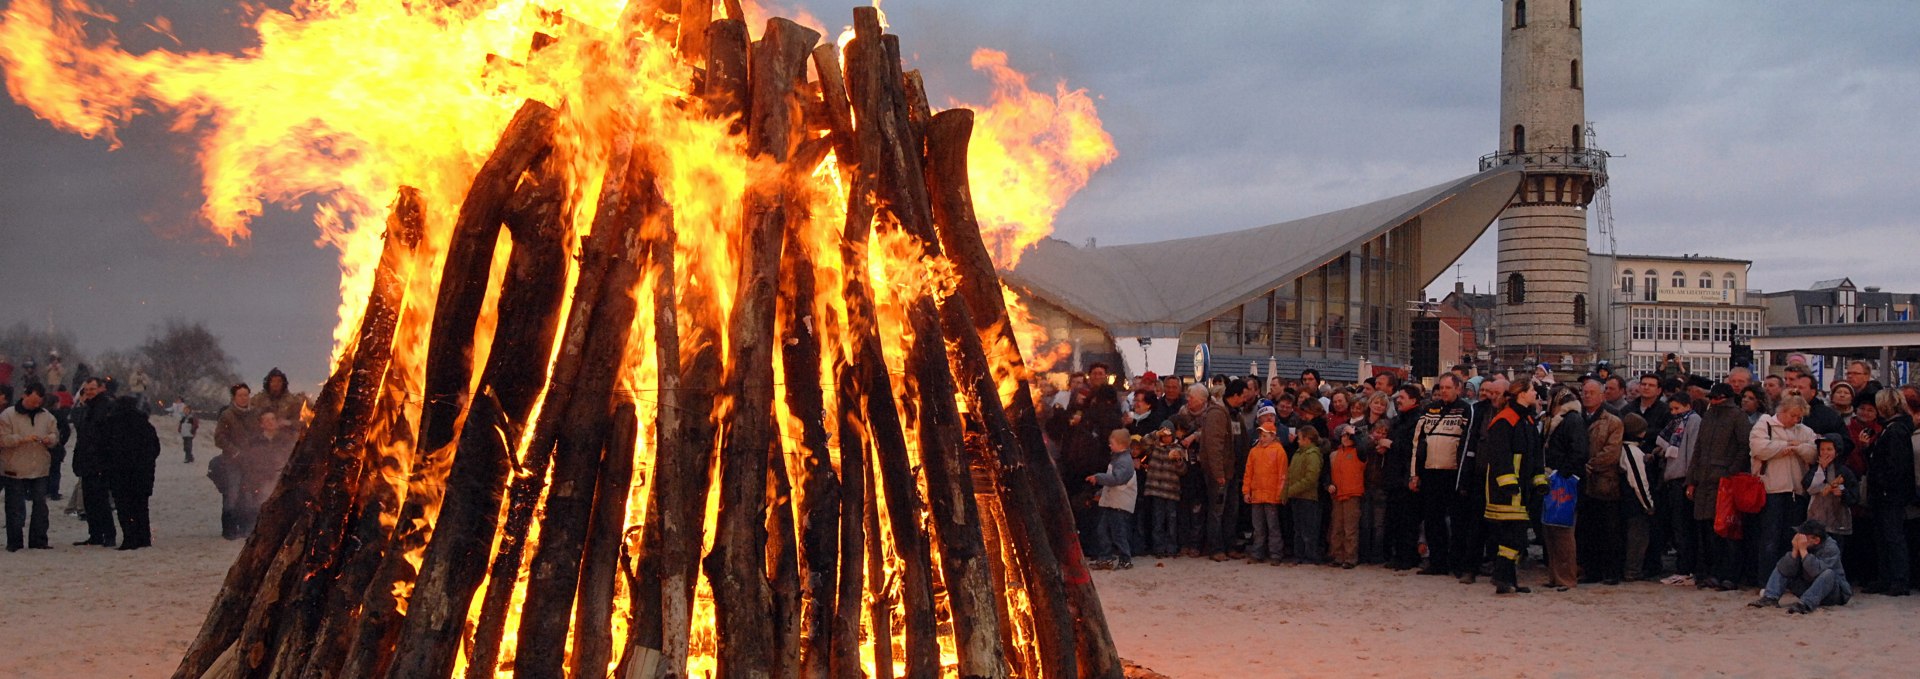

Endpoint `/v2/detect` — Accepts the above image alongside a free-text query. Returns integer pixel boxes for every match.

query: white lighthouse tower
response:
[1484,0,1606,372]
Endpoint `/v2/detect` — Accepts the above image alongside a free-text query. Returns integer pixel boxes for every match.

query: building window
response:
[1671,273,1686,289]
[1512,125,1526,153]
[1723,273,1736,290]
[1699,272,1712,289]
[1644,273,1657,302]
[1573,294,1587,326]
[1620,270,1634,295]
[1515,0,1527,28]
[1571,59,1581,89]
[1507,273,1527,305]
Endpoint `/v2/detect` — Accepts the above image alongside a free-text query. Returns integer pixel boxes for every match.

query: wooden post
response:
[779,188,842,679]
[704,17,818,679]
[846,10,1006,677]
[510,159,658,679]
[924,108,1082,679]
[922,108,1126,679]
[571,401,640,675]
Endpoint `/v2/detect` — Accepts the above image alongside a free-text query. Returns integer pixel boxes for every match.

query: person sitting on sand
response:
[1749,519,1850,614]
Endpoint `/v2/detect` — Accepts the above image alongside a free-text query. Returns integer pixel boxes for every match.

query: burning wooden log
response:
[185,8,1121,679]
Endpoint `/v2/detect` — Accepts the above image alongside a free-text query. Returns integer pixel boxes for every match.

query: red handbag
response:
[1721,472,1766,514]
[1714,488,1743,540]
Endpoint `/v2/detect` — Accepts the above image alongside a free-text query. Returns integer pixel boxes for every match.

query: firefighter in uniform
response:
[1483,382,1548,595]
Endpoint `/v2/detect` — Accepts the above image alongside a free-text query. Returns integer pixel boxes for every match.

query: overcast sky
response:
[3,1,1917,387]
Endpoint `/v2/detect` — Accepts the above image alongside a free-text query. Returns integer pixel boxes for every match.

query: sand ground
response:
[7,421,1920,678]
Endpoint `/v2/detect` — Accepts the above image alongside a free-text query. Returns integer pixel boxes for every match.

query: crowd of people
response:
[1043,358,1918,613]
[0,351,309,551]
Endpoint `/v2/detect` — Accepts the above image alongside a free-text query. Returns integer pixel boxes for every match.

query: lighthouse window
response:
[1573,294,1588,326]
[1571,59,1581,89]
[1507,273,1527,305]
[1512,125,1526,153]
[1570,0,1579,28]
[1515,0,1527,28]
[1573,125,1583,150]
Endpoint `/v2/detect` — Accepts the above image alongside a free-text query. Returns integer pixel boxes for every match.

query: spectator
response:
[1327,390,1352,433]
[101,394,160,550]
[1410,374,1471,577]
[1327,426,1366,569]
[1655,393,1702,581]
[1762,375,1786,411]
[179,403,200,464]
[1456,374,1509,584]
[1140,426,1188,557]
[1604,376,1631,413]
[1382,383,1424,570]
[1688,384,1751,591]
[1829,382,1857,423]
[71,377,119,547]
[1750,395,1819,587]
[1299,369,1330,413]
[1085,428,1137,570]
[1242,422,1288,564]
[1353,392,1393,565]
[1843,360,1878,393]
[1862,388,1913,596]
[1726,366,1754,395]
[1619,413,1656,581]
[1578,379,1626,585]
[1740,384,1770,428]
[1175,383,1237,561]
[1803,435,1859,542]
[1541,388,1587,589]
[1749,519,1850,614]
[212,383,257,539]
[1285,425,1325,565]
[1,383,60,551]
[254,368,309,431]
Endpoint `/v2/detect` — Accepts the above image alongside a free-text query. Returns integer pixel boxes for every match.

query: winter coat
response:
[1583,408,1625,501]
[1284,442,1323,502]
[1658,411,1702,482]
[253,388,308,431]
[99,396,161,480]
[1242,440,1289,505]
[1866,414,1916,507]
[215,404,256,453]
[1412,398,1472,476]
[1329,446,1367,501]
[1621,443,1655,515]
[1804,462,1861,535]
[1186,401,1235,490]
[70,393,114,476]
[1749,414,1818,495]
[1092,450,1137,513]
[1689,403,1752,521]
[0,404,59,479]
[1382,409,1420,489]
[1142,442,1189,501]
[1543,402,1589,474]
[1482,404,1545,522]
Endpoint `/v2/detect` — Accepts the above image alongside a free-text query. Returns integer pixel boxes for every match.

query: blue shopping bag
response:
[1542,473,1578,528]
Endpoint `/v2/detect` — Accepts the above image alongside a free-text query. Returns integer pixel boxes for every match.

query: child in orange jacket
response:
[1243,422,1290,564]
[1326,427,1368,568]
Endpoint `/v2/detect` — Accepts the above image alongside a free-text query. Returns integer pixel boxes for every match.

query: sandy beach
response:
[8,420,1920,678]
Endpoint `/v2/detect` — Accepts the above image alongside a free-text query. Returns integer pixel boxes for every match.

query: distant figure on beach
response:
[211,383,255,539]
[1,383,60,551]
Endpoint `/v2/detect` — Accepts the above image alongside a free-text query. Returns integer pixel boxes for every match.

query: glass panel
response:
[1243,292,1272,350]
[1302,267,1325,350]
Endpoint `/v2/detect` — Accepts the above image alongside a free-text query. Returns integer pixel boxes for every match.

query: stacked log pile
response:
[174,5,1120,679]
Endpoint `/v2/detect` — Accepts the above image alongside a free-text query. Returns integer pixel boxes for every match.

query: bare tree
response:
[137,318,241,409]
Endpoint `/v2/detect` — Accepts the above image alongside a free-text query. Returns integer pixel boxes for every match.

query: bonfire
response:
[1,0,1124,677]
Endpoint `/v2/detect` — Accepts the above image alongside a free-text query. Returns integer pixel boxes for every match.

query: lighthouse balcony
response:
[1479,146,1609,177]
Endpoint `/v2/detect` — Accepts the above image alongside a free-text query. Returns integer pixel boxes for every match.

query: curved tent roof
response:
[1001,166,1523,337]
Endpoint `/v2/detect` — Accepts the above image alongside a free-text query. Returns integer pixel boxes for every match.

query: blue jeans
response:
[1090,507,1133,562]
[1765,565,1850,610]
[1754,493,1806,585]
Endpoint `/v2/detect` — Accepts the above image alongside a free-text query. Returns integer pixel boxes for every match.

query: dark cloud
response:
[4,1,1915,386]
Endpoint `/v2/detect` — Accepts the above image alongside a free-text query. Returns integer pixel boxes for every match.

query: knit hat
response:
[1256,404,1276,419]
[1621,412,1647,438]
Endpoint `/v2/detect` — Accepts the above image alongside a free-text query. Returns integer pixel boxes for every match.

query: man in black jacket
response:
[70,377,119,546]
[102,394,161,550]
[1382,383,1424,570]
[1453,375,1507,583]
